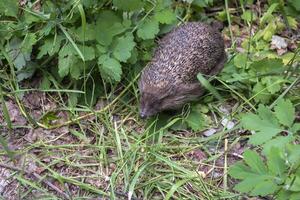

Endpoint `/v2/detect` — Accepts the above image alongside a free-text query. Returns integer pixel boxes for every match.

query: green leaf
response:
[155,9,176,24]
[241,10,257,22]
[250,58,284,74]
[291,192,300,200]
[78,45,95,61]
[70,59,83,80]
[229,162,256,179]
[0,0,18,17]
[253,82,272,103]
[261,76,283,94]
[243,150,268,174]
[7,38,30,70]
[250,179,279,196]
[58,44,77,78]
[137,19,160,40]
[98,55,122,82]
[37,36,63,59]
[288,0,300,11]
[0,86,12,130]
[113,33,136,62]
[74,23,96,42]
[286,144,300,167]
[58,55,77,78]
[40,75,51,90]
[234,176,262,193]
[274,99,295,127]
[266,147,286,177]
[21,33,37,54]
[185,110,205,131]
[257,104,278,125]
[234,53,247,68]
[260,3,278,24]
[192,0,212,7]
[113,0,144,11]
[95,11,125,46]
[262,135,294,156]
[287,16,298,30]
[285,174,300,193]
[291,123,300,133]
[241,113,282,145]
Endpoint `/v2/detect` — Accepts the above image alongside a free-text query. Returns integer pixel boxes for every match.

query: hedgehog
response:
[138,22,226,118]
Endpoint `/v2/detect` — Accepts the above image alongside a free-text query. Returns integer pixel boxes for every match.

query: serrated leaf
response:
[40,75,51,90]
[263,21,277,41]
[287,16,298,30]
[185,110,205,131]
[257,104,278,125]
[58,44,77,77]
[37,36,63,58]
[241,113,282,145]
[260,3,278,24]
[241,10,257,22]
[137,19,159,40]
[70,59,82,80]
[78,45,95,61]
[250,179,279,196]
[250,58,284,74]
[244,150,268,174]
[113,0,144,11]
[22,33,37,54]
[266,147,286,177]
[59,43,76,58]
[155,9,176,24]
[7,38,30,70]
[234,53,247,68]
[262,135,294,156]
[95,11,125,46]
[229,162,256,179]
[0,0,18,17]
[155,0,173,11]
[16,62,36,81]
[274,99,295,127]
[286,144,300,167]
[113,33,136,62]
[58,55,76,78]
[234,176,262,193]
[253,82,272,103]
[98,55,122,82]
[261,76,283,94]
[74,23,96,42]
[291,123,300,133]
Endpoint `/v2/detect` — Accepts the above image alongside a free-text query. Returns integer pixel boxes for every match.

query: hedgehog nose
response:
[140,111,147,119]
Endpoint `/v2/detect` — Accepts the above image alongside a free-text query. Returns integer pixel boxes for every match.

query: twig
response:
[223,139,228,191]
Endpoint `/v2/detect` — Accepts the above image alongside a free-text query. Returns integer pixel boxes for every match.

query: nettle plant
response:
[229,99,300,199]
[0,0,213,105]
[220,0,300,104]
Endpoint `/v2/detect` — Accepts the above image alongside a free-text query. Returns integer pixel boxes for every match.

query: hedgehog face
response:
[139,81,204,118]
[139,92,163,118]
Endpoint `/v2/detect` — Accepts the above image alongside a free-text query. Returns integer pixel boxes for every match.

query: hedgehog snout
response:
[139,104,158,119]
[139,93,161,119]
